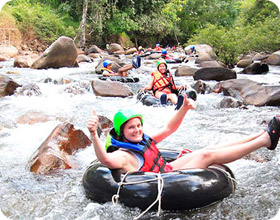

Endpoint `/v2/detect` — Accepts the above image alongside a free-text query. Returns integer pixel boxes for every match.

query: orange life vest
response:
[152,71,177,93]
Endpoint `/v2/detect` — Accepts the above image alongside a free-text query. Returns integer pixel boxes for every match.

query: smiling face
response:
[158,63,167,74]
[122,117,143,143]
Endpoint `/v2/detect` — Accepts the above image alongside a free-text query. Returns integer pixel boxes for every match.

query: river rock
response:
[108,43,124,54]
[85,45,103,54]
[193,67,237,81]
[76,54,92,63]
[0,45,18,58]
[219,79,280,106]
[31,36,78,69]
[266,52,280,65]
[218,97,244,108]
[91,79,133,97]
[16,83,42,96]
[125,47,137,55]
[198,60,224,68]
[175,65,198,76]
[253,52,269,61]
[191,80,214,94]
[145,52,161,60]
[27,122,92,174]
[236,59,253,68]
[239,62,269,74]
[0,54,10,62]
[0,74,21,97]
[14,54,39,68]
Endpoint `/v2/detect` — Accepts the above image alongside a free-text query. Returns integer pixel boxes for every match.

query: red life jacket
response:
[151,70,177,94]
[107,133,173,173]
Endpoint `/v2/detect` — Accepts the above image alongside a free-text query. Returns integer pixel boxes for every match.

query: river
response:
[0,57,280,220]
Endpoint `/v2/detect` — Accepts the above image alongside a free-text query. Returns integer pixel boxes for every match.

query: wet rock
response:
[97,115,113,137]
[91,79,133,97]
[198,60,224,68]
[16,83,42,96]
[108,43,124,55]
[31,36,78,69]
[193,67,237,81]
[125,47,137,55]
[0,54,10,62]
[0,74,21,97]
[219,78,280,106]
[175,65,198,76]
[64,84,87,95]
[14,54,39,68]
[266,51,280,65]
[191,80,213,94]
[218,97,244,108]
[76,54,92,63]
[239,63,269,75]
[236,59,253,68]
[27,122,92,174]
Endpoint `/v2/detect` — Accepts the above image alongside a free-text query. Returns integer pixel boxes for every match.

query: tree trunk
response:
[77,0,88,49]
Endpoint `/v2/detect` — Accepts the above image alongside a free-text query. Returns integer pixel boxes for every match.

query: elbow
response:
[100,158,118,169]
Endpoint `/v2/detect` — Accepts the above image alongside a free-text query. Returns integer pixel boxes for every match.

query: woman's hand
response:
[87,109,99,134]
[182,94,196,110]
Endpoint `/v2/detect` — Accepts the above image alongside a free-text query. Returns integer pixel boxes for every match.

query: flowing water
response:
[0,58,280,220]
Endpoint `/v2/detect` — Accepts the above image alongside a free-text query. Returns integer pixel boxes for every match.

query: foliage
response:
[6,0,76,44]
[2,0,280,65]
[189,14,280,66]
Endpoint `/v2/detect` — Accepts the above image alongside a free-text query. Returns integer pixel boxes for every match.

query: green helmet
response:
[113,109,143,136]
[156,59,167,71]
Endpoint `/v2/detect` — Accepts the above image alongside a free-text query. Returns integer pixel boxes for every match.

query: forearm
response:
[166,105,190,133]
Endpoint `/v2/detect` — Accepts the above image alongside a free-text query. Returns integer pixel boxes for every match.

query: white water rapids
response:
[0,58,280,220]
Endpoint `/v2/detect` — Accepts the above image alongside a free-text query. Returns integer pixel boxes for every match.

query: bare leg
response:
[170,131,271,170]
[118,64,134,77]
[167,93,178,104]
[205,130,265,150]
[155,91,178,104]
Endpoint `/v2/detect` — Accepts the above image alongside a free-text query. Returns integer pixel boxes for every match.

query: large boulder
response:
[219,79,280,106]
[193,67,236,81]
[91,79,133,97]
[0,74,21,97]
[27,122,92,174]
[239,62,269,75]
[31,36,78,69]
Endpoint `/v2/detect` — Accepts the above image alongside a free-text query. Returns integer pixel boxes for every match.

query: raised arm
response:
[87,109,125,169]
[151,94,196,143]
